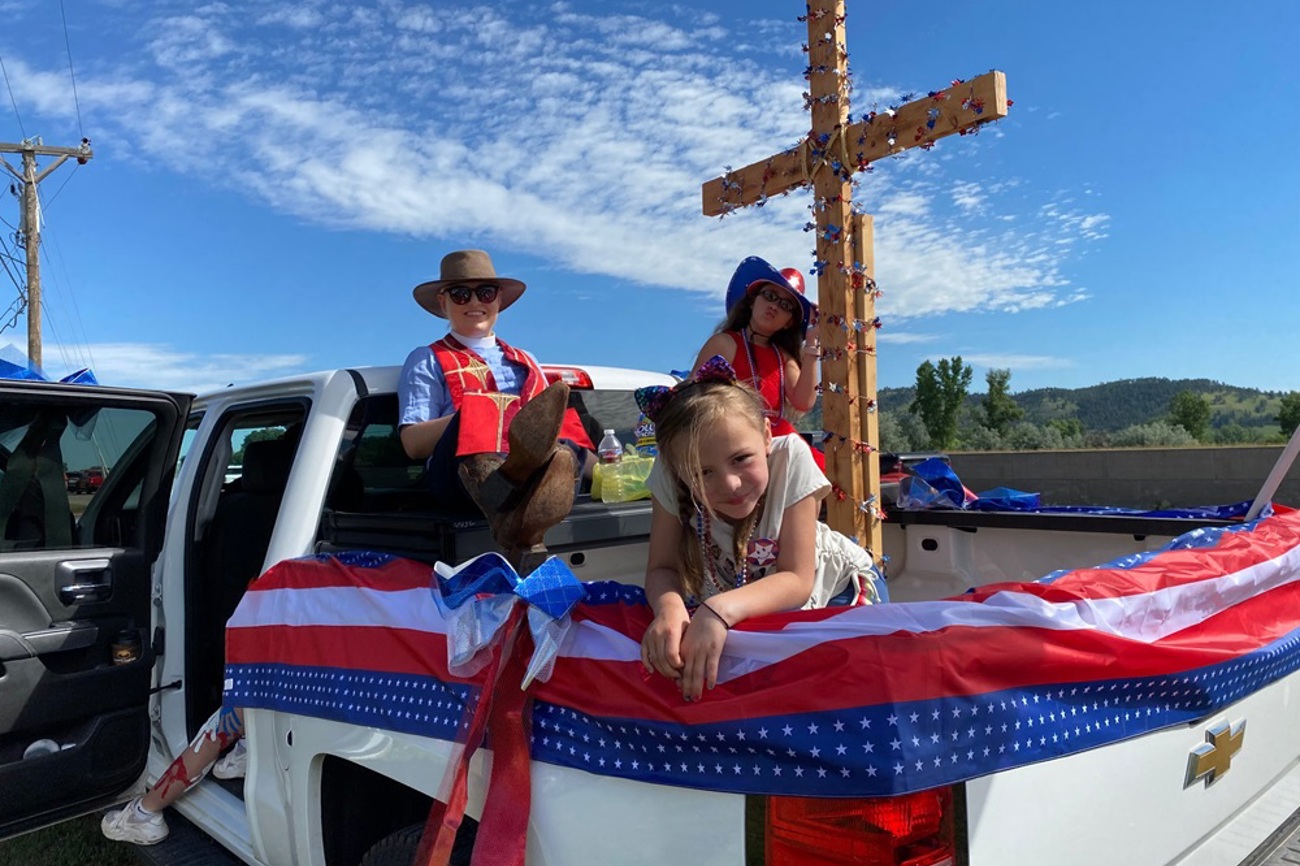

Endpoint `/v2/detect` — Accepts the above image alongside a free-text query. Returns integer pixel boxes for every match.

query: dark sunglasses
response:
[757,286,798,314]
[441,284,501,305]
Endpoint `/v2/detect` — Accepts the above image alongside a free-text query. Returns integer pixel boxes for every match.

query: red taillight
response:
[764,788,957,866]
[542,366,593,388]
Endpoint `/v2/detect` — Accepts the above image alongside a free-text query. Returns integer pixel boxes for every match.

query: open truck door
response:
[0,380,189,838]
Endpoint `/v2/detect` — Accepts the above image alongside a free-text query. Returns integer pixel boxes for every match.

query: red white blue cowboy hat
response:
[724,256,814,332]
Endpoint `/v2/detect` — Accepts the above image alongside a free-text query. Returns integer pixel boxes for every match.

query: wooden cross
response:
[701,0,1008,557]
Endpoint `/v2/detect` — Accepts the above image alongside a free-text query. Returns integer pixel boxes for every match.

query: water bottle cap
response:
[603,429,615,435]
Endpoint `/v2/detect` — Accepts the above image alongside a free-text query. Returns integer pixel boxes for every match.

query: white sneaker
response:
[212,738,247,780]
[101,796,169,845]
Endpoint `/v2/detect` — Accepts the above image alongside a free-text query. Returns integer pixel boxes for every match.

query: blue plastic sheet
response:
[0,359,99,385]
[898,459,1256,520]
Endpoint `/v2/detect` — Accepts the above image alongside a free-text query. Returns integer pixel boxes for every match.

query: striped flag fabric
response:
[225,507,1300,798]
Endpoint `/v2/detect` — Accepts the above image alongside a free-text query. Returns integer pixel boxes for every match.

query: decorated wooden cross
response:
[701,0,1008,557]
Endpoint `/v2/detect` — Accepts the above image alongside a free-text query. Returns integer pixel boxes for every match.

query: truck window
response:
[0,401,158,551]
[566,390,643,449]
[327,389,649,514]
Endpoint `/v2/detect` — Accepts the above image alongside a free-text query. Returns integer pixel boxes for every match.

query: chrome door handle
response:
[56,558,113,605]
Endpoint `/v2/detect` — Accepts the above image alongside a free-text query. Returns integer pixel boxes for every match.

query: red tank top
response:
[726,330,797,438]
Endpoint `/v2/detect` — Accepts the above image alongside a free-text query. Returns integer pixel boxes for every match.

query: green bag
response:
[592,455,654,503]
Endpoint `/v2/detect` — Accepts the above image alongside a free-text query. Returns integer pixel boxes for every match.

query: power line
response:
[39,222,96,375]
[0,54,25,139]
[58,1,85,138]
[41,163,79,211]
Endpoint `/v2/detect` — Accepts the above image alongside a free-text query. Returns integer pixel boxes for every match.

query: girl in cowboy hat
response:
[635,358,883,703]
[690,256,821,440]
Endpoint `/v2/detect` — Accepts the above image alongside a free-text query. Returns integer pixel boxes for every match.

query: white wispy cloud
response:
[43,342,310,393]
[7,1,1106,321]
[879,331,942,345]
[958,352,1075,371]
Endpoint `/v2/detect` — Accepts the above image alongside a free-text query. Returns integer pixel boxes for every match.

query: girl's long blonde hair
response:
[654,380,768,599]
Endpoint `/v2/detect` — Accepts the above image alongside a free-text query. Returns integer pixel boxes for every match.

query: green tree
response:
[1278,392,1300,436]
[980,368,1024,435]
[1047,417,1085,440]
[1168,390,1211,440]
[909,356,973,450]
[1112,421,1197,448]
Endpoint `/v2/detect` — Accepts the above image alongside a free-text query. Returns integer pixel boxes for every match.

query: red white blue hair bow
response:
[635,355,739,423]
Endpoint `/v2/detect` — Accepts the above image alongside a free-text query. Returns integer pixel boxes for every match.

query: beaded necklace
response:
[693,494,767,596]
[742,327,785,426]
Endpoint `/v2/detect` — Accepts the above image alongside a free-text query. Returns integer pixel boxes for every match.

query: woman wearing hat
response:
[690,256,821,440]
[398,249,593,567]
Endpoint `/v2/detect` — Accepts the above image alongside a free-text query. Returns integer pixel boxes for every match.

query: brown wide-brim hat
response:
[412,249,526,318]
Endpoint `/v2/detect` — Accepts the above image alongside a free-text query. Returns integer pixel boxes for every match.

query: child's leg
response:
[144,706,244,810]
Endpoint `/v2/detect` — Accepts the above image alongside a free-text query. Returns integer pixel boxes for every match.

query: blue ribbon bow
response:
[433,552,587,689]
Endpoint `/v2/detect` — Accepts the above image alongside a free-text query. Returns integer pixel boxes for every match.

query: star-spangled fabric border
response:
[225,509,1300,797]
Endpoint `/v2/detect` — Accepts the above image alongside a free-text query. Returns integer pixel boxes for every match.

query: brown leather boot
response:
[457,381,571,516]
[499,447,577,561]
[459,448,577,570]
[499,381,570,486]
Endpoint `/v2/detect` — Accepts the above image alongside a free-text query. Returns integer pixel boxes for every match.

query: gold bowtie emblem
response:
[1186,719,1245,787]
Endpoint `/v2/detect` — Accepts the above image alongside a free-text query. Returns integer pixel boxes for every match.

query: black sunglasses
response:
[757,286,798,314]
[441,283,501,305]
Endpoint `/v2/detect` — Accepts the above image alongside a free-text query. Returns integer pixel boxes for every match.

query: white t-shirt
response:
[646,434,880,607]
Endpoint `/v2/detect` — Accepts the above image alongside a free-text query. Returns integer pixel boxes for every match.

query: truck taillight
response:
[542,366,593,388]
[760,787,958,866]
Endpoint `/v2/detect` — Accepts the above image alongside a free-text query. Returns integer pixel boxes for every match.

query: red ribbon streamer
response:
[415,605,536,866]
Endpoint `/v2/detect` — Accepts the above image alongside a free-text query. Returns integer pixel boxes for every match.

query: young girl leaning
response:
[635,357,883,703]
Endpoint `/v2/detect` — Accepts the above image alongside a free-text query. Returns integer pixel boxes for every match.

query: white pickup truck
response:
[2,364,1299,866]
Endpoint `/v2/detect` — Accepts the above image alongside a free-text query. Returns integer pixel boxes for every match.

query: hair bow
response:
[635,355,739,423]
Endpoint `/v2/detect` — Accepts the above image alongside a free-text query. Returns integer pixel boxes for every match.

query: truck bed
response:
[316,494,655,571]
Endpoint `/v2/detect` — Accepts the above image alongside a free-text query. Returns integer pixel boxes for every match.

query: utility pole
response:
[0,137,93,370]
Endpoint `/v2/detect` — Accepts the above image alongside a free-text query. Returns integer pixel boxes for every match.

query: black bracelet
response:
[699,600,732,630]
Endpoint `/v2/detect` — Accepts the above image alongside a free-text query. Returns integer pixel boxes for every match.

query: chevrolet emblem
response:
[1186,719,1246,787]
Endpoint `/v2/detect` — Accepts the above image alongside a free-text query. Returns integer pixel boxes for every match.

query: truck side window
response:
[326,395,426,514]
[0,402,156,552]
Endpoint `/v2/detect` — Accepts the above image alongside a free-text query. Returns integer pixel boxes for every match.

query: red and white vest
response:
[430,335,593,456]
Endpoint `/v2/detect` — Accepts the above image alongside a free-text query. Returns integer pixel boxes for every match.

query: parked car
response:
[64,470,84,493]
[73,468,104,494]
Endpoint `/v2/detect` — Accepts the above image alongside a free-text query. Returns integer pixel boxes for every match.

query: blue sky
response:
[0,0,1295,395]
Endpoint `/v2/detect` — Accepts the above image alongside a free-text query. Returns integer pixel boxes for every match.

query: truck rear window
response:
[326,391,645,514]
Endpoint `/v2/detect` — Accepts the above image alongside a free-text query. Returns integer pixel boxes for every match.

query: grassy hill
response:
[877,377,1287,437]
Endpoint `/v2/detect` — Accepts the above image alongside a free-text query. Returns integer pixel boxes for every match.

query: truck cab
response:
[0,362,671,853]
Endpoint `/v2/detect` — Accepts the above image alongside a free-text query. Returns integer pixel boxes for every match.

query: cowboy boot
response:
[457,381,572,516]
[496,447,577,570]
[459,449,577,570]
[499,381,570,486]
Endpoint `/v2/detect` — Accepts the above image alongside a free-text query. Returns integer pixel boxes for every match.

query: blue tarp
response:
[0,358,98,385]
[898,456,1255,520]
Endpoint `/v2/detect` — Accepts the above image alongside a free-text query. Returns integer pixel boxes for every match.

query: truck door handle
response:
[56,559,114,605]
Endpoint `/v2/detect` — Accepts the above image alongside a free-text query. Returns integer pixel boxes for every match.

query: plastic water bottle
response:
[597,429,623,464]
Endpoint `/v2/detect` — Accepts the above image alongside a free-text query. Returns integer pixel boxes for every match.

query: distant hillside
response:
[879,377,1287,434]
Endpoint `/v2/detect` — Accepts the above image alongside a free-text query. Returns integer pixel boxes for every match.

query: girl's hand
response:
[802,307,821,358]
[678,608,729,701]
[641,604,690,681]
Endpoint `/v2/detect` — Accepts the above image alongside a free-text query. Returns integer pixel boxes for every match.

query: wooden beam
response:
[853,213,882,557]
[702,70,1007,217]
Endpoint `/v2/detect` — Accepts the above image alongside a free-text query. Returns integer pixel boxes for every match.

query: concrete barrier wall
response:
[948,446,1300,509]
